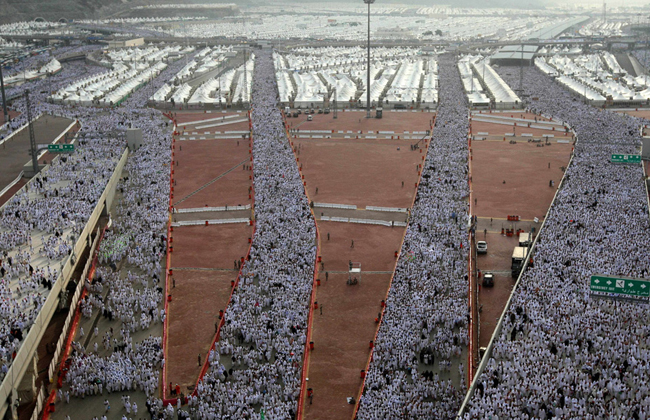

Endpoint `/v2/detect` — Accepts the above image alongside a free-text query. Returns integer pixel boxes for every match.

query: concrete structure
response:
[126,128,143,151]
[105,38,145,49]
[0,148,129,420]
[490,45,538,66]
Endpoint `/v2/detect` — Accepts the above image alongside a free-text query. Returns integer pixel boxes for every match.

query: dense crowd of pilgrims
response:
[0,43,192,418]
[0,36,649,420]
[356,53,470,420]
[460,66,650,419]
[189,49,317,420]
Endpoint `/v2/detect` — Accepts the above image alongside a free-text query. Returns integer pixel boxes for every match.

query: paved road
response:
[0,115,73,191]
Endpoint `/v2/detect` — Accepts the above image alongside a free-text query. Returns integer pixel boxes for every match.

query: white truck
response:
[511,246,528,278]
[518,232,533,247]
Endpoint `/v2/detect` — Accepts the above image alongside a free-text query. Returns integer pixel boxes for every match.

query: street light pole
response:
[25,90,39,175]
[0,61,8,123]
[364,0,375,119]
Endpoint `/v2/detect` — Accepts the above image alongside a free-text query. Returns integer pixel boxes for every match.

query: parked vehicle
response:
[511,247,528,277]
[482,272,494,287]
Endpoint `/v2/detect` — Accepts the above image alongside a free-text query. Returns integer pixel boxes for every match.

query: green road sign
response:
[590,275,650,298]
[610,154,641,164]
[48,144,74,153]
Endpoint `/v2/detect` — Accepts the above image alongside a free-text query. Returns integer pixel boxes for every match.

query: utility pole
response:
[333,87,338,119]
[25,90,39,175]
[0,61,7,123]
[364,0,375,119]
[519,42,524,96]
[243,46,248,109]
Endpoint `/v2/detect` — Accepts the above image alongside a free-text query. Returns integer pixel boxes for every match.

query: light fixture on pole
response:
[364,0,375,119]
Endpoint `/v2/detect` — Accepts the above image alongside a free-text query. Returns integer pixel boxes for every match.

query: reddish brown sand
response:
[471,140,572,220]
[297,112,432,420]
[166,270,237,392]
[287,110,435,134]
[296,138,427,209]
[170,224,251,269]
[470,138,572,349]
[167,224,251,395]
[304,222,404,420]
[615,109,650,119]
[173,139,252,209]
[166,112,253,396]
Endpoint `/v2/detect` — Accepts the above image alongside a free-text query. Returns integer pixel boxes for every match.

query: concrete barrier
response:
[365,205,408,213]
[174,205,251,213]
[171,218,250,227]
[313,202,357,210]
[0,147,129,420]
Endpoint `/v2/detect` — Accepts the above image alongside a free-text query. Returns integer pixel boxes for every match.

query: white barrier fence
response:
[365,206,408,213]
[179,113,243,127]
[179,136,245,141]
[174,204,251,213]
[313,202,357,210]
[471,113,565,127]
[46,226,102,384]
[320,216,406,227]
[29,386,47,420]
[471,116,562,131]
[171,218,250,227]
[193,119,249,130]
